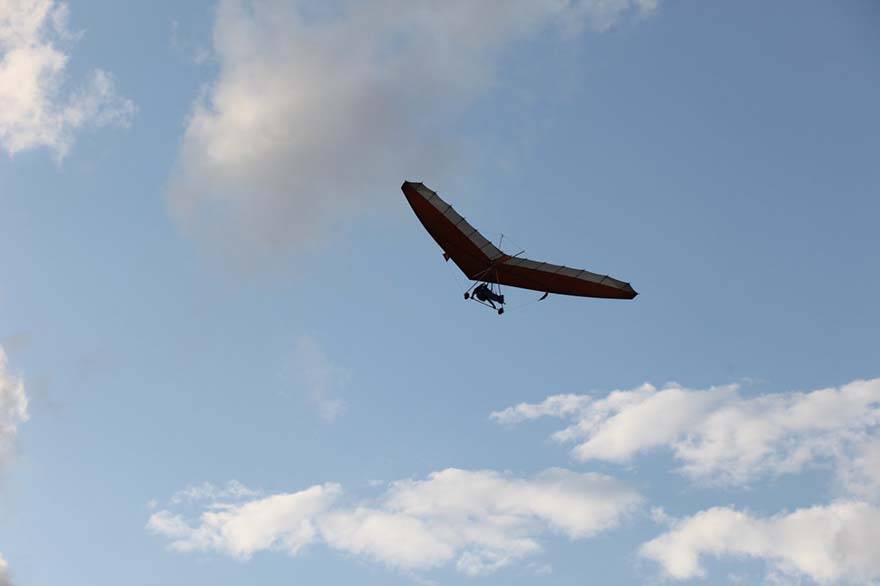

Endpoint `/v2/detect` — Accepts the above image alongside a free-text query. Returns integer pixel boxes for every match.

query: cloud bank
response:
[0,0,135,158]
[147,468,642,575]
[641,502,880,584]
[495,378,880,583]
[168,0,657,260]
[492,378,880,489]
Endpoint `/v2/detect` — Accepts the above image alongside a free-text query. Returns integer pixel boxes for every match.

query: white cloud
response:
[148,468,642,575]
[0,345,28,468]
[836,438,880,502]
[0,553,9,586]
[319,507,458,572]
[168,0,657,260]
[492,379,880,488]
[491,393,593,423]
[325,468,642,575]
[640,502,880,584]
[291,336,346,423]
[0,0,135,158]
[148,483,341,559]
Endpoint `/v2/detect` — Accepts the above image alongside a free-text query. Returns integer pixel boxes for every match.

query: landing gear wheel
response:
[497,308,504,315]
[464,292,470,300]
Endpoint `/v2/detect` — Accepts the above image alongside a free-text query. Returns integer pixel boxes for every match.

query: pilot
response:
[473,283,504,308]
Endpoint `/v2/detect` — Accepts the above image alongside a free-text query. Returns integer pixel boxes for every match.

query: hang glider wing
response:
[490,255,637,300]
[402,181,504,280]
[402,181,637,300]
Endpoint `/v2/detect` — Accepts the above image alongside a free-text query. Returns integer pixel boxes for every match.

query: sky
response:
[1,0,879,584]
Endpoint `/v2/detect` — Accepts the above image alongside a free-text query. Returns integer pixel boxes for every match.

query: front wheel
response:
[464,292,470,300]
[498,308,504,315]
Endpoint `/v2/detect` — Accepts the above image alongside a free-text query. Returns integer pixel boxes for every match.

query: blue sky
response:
[1,1,879,584]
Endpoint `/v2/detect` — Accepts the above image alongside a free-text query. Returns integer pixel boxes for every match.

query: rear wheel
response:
[498,308,504,315]
[464,292,470,300]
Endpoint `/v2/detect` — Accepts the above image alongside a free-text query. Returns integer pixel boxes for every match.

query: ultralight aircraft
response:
[402,181,638,315]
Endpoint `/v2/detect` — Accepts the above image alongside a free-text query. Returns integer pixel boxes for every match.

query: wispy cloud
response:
[640,502,880,584]
[0,345,28,469]
[169,480,263,505]
[167,0,657,261]
[492,378,880,488]
[147,468,642,575]
[0,345,26,586]
[0,0,135,158]
[291,336,346,423]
